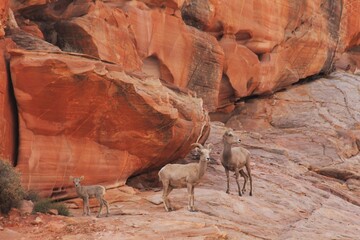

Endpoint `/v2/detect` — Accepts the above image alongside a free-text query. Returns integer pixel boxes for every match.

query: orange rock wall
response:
[10,50,209,197]
[10,0,360,111]
[0,39,16,164]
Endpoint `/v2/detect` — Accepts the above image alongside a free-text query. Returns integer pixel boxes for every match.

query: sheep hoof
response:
[242,189,246,194]
[188,207,197,212]
[106,214,109,217]
[96,215,101,218]
[226,190,230,194]
[249,192,253,196]
[165,207,173,212]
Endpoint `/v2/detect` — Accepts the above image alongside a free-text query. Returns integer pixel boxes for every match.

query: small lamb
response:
[158,143,212,212]
[70,176,110,217]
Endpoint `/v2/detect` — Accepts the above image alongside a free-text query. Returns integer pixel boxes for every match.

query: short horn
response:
[191,143,204,149]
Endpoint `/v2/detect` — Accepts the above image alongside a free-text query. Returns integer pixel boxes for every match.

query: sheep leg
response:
[240,169,248,194]
[191,186,195,210]
[96,196,103,218]
[162,181,173,212]
[102,199,110,217]
[246,160,253,196]
[187,184,195,212]
[82,198,87,216]
[84,197,90,216]
[225,169,230,194]
[235,170,242,196]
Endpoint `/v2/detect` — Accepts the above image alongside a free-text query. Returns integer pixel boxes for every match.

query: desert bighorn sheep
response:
[221,129,253,196]
[158,143,212,212]
[70,176,110,217]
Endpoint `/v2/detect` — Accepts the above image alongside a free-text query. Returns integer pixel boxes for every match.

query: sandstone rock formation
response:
[4,0,360,113]
[10,49,209,197]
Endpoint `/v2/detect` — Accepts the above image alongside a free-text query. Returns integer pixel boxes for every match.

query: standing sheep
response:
[70,176,110,217]
[221,129,253,196]
[158,143,212,212]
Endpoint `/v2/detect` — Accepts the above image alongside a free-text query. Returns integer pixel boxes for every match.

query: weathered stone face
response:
[227,72,360,204]
[0,39,16,164]
[10,49,209,197]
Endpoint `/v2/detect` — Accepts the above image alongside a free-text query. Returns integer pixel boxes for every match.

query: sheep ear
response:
[206,143,213,151]
[69,176,74,181]
[80,176,84,181]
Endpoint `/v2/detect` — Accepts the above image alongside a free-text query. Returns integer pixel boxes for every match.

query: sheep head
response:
[191,143,211,162]
[70,176,84,187]
[223,130,241,145]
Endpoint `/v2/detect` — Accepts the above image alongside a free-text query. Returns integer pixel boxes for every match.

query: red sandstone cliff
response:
[0,0,359,196]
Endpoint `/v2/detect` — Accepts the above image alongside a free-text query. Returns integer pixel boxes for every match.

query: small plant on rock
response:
[0,160,25,214]
[33,198,70,216]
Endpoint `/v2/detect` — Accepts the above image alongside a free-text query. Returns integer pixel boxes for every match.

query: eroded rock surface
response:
[226,72,360,203]
[10,49,209,197]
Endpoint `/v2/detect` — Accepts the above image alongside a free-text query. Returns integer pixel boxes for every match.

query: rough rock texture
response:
[0,0,9,37]
[54,0,142,71]
[10,49,209,197]
[226,72,360,203]
[186,0,343,95]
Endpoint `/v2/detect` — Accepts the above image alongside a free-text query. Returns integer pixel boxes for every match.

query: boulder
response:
[19,200,34,215]
[9,49,209,198]
[54,0,142,71]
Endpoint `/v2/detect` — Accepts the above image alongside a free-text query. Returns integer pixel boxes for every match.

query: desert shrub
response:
[53,203,70,216]
[32,198,52,214]
[0,160,25,214]
[33,198,70,216]
[24,189,41,202]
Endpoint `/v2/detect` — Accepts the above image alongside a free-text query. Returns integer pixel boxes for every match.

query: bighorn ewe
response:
[221,130,253,196]
[158,143,212,212]
[69,176,110,217]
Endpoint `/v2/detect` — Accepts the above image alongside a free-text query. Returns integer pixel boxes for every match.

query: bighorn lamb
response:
[158,143,212,212]
[221,130,253,196]
[70,176,110,217]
